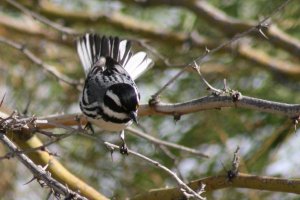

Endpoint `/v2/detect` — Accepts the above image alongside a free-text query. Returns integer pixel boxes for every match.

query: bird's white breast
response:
[88,117,132,132]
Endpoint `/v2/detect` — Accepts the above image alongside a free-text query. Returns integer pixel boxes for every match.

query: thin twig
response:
[158,145,185,181]
[152,67,188,99]
[135,39,184,68]
[256,0,292,27]
[6,0,78,35]
[104,141,206,200]
[126,127,209,158]
[0,36,80,87]
[227,146,240,181]
[232,146,240,173]
[0,133,71,160]
[0,132,87,200]
[151,0,293,99]
[0,93,6,108]
[193,61,222,94]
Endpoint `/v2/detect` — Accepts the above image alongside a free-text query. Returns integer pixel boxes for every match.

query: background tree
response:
[1,0,300,199]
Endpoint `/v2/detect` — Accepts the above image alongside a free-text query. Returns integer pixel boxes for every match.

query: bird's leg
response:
[84,122,95,134]
[119,130,128,155]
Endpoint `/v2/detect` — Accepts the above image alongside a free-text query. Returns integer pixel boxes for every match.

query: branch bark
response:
[35,94,300,130]
[131,172,300,200]
[0,109,108,200]
[0,132,88,200]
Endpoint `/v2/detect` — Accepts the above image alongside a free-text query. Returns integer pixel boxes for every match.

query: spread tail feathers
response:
[77,33,153,80]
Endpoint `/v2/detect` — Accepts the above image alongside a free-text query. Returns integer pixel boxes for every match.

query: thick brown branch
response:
[131,173,300,200]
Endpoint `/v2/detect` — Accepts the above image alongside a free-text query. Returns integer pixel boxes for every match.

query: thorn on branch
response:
[232,91,242,102]
[0,93,6,108]
[227,146,240,182]
[22,97,31,116]
[42,163,49,171]
[40,146,58,157]
[258,28,269,40]
[223,79,228,92]
[63,184,76,200]
[256,23,270,40]
[149,95,160,106]
[221,80,243,102]
[181,188,194,199]
[104,141,115,160]
[173,113,181,123]
[23,176,37,185]
[291,116,300,133]
[64,193,77,200]
[205,46,210,54]
[197,183,206,198]
[0,152,14,160]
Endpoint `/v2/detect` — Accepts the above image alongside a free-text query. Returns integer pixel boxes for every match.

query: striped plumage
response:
[77,33,153,132]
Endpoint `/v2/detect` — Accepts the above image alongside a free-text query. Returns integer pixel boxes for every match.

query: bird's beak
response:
[129,111,138,124]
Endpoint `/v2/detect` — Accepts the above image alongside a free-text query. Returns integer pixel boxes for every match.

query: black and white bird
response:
[76,33,153,152]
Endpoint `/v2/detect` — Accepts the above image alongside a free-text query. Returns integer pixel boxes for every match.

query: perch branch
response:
[104,141,206,200]
[34,94,300,130]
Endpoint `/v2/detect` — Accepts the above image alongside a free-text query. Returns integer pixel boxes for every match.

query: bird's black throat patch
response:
[107,83,139,113]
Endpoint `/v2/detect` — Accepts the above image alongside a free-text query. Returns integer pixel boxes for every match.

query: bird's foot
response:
[119,142,128,155]
[84,122,95,134]
[119,130,128,155]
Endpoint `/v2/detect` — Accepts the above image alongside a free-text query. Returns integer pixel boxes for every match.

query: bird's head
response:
[104,83,140,123]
